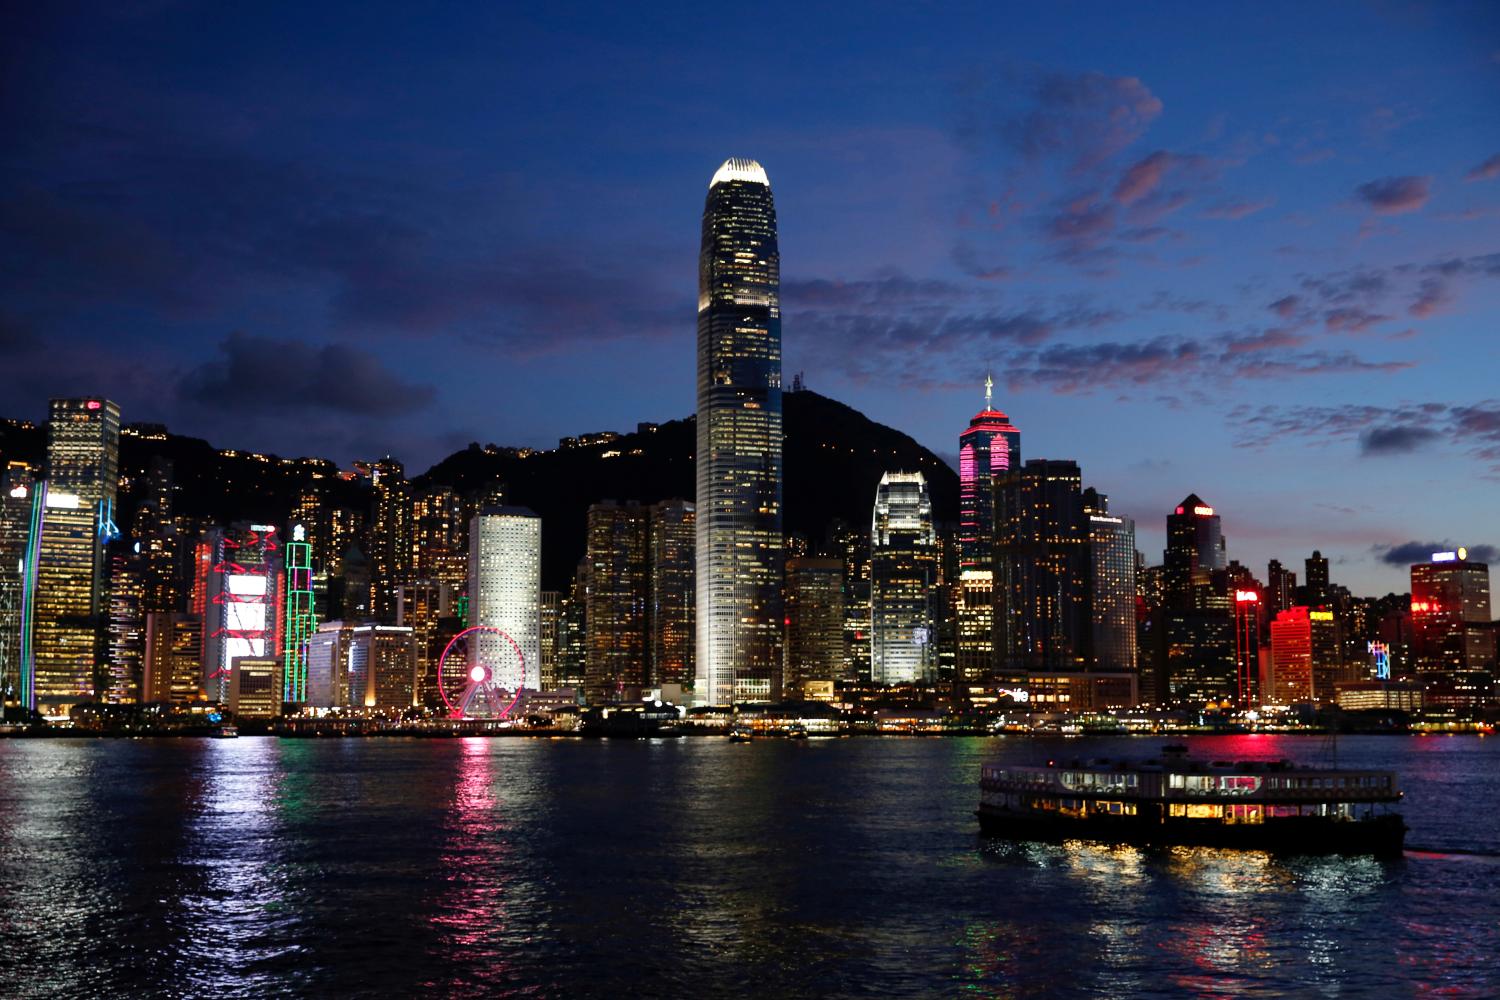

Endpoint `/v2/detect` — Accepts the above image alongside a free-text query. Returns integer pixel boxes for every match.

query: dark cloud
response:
[1004,338,1405,394]
[178,332,436,417]
[1359,425,1440,455]
[996,70,1164,173]
[1269,295,1301,318]
[1232,400,1500,471]
[1354,175,1431,214]
[1465,153,1500,182]
[1374,542,1498,567]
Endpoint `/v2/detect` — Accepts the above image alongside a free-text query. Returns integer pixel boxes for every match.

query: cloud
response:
[1113,151,1175,205]
[178,332,436,417]
[1359,425,1440,455]
[977,69,1163,173]
[1465,154,1500,182]
[1374,541,1498,567]
[1232,399,1500,471]
[1354,175,1432,214]
[1202,198,1273,220]
[1408,277,1450,317]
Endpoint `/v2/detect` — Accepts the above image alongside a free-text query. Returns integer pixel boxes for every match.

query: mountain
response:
[2,390,959,591]
[417,389,959,589]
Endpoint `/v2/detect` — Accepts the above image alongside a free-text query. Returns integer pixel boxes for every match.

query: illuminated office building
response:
[1268,607,1342,703]
[870,472,939,685]
[994,460,1092,674]
[282,524,316,704]
[1085,489,1136,674]
[957,378,1020,679]
[1158,495,1235,704]
[143,611,201,703]
[1411,550,1493,673]
[396,579,456,705]
[202,523,282,704]
[468,508,541,693]
[648,499,694,689]
[345,624,417,711]
[695,157,784,705]
[0,464,35,708]
[105,549,145,702]
[784,557,846,692]
[368,458,413,621]
[31,397,121,715]
[585,501,649,702]
[539,590,561,690]
[229,656,282,719]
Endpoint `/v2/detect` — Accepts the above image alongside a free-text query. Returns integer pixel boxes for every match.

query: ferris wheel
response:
[435,625,527,719]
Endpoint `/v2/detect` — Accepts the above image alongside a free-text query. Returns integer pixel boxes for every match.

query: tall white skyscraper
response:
[870,472,939,685]
[469,508,541,692]
[695,158,783,706]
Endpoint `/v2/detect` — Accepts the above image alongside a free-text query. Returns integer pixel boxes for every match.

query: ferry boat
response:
[978,746,1405,855]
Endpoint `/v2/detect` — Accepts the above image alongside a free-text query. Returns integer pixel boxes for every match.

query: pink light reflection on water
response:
[424,738,515,993]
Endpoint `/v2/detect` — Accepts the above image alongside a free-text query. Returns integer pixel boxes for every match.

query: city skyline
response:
[2,3,1498,599]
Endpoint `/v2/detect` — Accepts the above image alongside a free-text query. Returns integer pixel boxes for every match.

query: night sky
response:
[3,2,1498,594]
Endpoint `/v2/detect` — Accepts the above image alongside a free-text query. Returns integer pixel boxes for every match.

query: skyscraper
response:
[957,377,1021,680]
[695,157,783,706]
[1411,550,1493,674]
[468,508,542,693]
[648,499,695,689]
[584,501,649,702]
[784,557,846,693]
[870,472,939,685]
[1304,550,1330,606]
[958,376,1021,569]
[0,463,35,710]
[1157,495,1235,704]
[30,398,121,714]
[368,458,413,621]
[1084,489,1137,674]
[202,523,282,704]
[994,460,1092,674]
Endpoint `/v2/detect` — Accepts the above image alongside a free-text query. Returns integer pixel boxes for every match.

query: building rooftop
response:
[710,158,769,189]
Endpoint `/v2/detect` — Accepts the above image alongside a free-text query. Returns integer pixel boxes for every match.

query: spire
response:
[984,373,993,411]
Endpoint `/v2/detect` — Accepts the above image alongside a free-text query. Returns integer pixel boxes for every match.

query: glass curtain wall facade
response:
[695,158,783,705]
[32,398,121,714]
[956,380,1021,680]
[870,472,939,684]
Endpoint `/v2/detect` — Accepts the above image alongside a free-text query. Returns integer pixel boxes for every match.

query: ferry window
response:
[1169,774,1185,789]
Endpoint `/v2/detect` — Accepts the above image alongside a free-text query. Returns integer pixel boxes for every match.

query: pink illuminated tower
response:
[956,376,1020,679]
[958,376,1021,570]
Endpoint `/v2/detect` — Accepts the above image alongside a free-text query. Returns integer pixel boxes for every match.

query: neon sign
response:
[1193,505,1215,516]
[1432,551,1457,562]
[1235,590,1259,602]
[1310,610,1334,621]
[1368,641,1390,681]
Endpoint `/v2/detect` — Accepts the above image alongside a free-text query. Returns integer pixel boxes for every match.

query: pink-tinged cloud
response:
[1355,175,1431,214]
[1465,153,1500,182]
[1409,277,1451,318]
[1202,197,1273,220]
[1268,295,1304,320]
[1113,151,1173,204]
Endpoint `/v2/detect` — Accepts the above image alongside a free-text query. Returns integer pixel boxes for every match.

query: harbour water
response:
[1,734,1496,997]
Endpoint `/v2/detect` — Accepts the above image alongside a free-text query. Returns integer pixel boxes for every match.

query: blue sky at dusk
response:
[3,2,1498,594]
